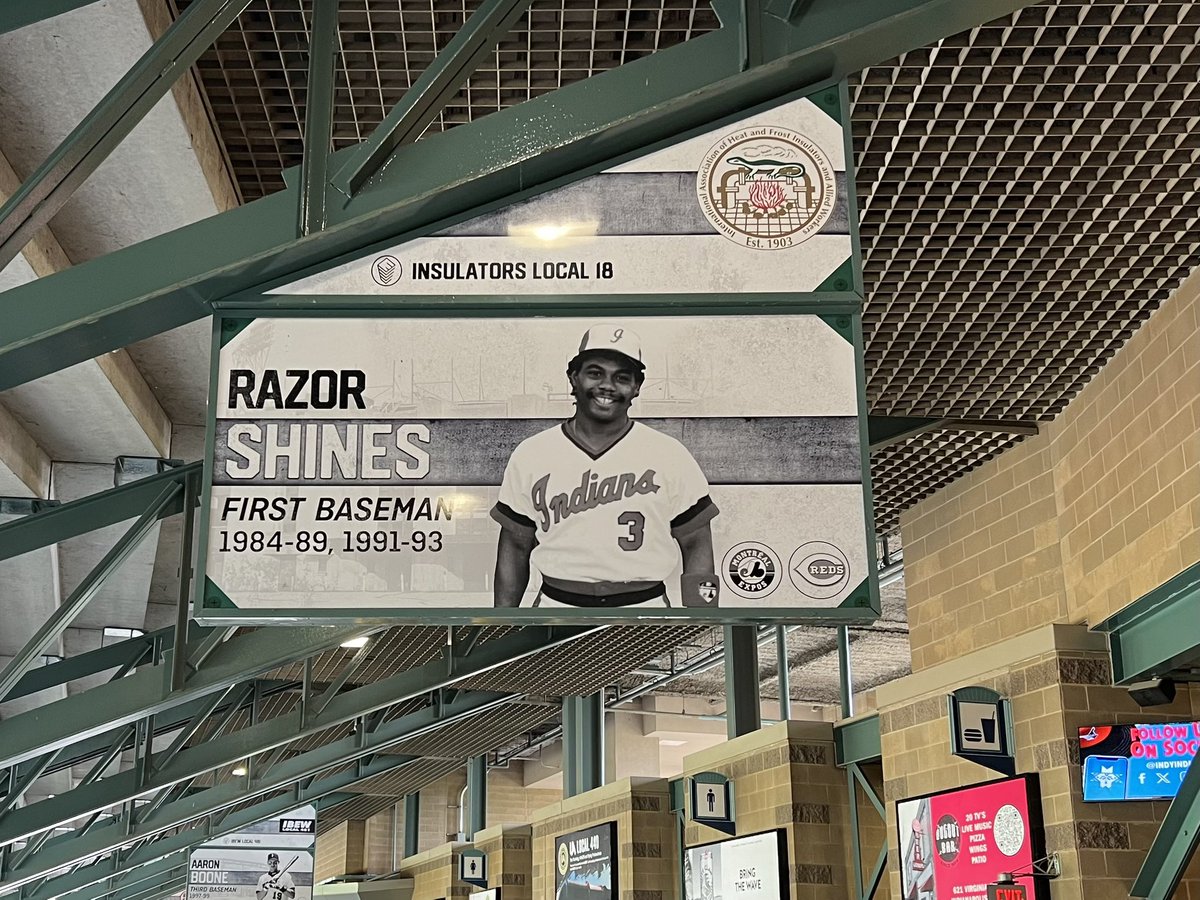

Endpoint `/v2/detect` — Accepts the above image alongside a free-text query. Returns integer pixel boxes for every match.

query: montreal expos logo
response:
[697,128,836,250]
[788,541,850,600]
[722,542,781,599]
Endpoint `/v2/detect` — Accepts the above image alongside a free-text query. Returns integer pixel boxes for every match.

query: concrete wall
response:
[901,269,1200,670]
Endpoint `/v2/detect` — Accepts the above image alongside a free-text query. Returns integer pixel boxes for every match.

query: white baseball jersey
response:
[257,871,296,900]
[491,422,717,601]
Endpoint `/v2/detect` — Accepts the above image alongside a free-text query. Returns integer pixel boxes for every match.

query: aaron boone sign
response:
[196,88,876,624]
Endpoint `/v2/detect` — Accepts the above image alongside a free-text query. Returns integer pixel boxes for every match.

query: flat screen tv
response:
[895,773,1047,900]
[1079,722,1200,801]
[683,829,789,900]
[554,822,616,900]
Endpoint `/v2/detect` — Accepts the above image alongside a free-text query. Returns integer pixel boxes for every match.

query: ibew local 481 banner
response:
[200,313,872,619]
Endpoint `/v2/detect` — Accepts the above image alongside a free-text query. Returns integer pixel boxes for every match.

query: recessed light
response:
[340,636,370,649]
[232,765,247,777]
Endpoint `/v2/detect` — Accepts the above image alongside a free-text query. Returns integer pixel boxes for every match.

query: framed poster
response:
[555,822,616,900]
[187,848,312,900]
[197,306,877,624]
[896,774,1047,900]
[683,829,789,900]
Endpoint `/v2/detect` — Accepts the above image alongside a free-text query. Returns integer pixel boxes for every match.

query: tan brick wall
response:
[316,820,367,882]
[901,270,1200,668]
[397,842,471,900]
[876,625,1200,900]
[681,721,854,900]
[419,767,560,852]
[475,824,534,900]
[531,777,677,900]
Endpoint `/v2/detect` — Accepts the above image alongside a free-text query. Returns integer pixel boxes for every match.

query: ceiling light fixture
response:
[340,636,370,649]
[231,765,247,777]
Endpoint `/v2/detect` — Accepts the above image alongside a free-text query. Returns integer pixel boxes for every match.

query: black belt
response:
[539,581,667,607]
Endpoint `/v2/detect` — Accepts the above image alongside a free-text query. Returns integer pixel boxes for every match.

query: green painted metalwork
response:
[0,626,590,845]
[404,793,421,857]
[1131,750,1200,898]
[776,625,791,721]
[298,0,340,236]
[574,693,604,792]
[6,694,510,892]
[333,0,537,195]
[833,713,880,766]
[0,625,365,770]
[561,695,579,798]
[723,625,761,738]
[0,462,198,563]
[466,754,487,839]
[0,481,180,703]
[1096,558,1200,684]
[0,0,104,34]
[0,0,1040,393]
[0,0,254,271]
[837,626,853,717]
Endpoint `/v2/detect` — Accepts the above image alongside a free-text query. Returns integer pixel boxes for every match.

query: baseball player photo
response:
[491,324,721,608]
[256,852,296,900]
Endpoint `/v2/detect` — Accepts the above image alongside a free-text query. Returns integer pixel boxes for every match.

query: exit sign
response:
[987,884,1028,900]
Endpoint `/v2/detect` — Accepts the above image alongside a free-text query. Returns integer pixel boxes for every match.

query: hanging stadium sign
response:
[196,308,876,624]
[269,91,852,297]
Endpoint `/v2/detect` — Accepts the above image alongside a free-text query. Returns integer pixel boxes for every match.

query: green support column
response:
[724,626,761,738]
[562,693,604,797]
[776,625,791,721]
[466,755,487,840]
[403,793,420,858]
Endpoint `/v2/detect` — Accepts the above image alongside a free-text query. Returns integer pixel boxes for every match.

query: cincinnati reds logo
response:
[696,128,836,250]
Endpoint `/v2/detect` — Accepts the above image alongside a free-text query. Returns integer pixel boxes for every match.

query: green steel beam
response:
[465,754,487,839]
[332,0,536,194]
[0,0,254,271]
[724,625,761,738]
[6,692,513,892]
[1096,559,1200,685]
[0,482,181,702]
[0,0,105,34]
[403,792,420,857]
[1132,749,1200,899]
[297,0,340,235]
[573,693,604,793]
[0,0,1039,392]
[42,850,189,900]
[0,626,593,845]
[0,625,367,771]
[561,695,578,799]
[0,462,198,563]
[834,713,881,766]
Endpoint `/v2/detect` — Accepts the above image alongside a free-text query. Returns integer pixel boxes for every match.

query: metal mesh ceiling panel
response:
[264,625,448,685]
[316,758,464,831]
[381,699,557,760]
[464,625,706,693]
[173,0,720,200]
[169,0,1200,534]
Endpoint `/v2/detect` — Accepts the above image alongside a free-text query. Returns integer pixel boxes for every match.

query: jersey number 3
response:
[617,512,645,551]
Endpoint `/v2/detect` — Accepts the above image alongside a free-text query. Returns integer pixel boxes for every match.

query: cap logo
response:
[611,327,624,343]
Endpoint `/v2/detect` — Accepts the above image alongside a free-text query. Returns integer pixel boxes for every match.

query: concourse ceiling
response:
[0,0,1198,870]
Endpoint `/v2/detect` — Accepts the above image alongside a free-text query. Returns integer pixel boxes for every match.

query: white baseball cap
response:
[575,323,645,369]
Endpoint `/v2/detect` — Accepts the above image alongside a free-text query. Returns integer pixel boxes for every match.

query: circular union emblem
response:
[788,541,851,600]
[722,542,781,600]
[696,128,837,250]
[557,842,570,877]
[371,254,402,286]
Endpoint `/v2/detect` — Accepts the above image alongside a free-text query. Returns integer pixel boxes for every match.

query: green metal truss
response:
[0,0,1040,392]
[1131,752,1200,899]
[1095,559,1200,685]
